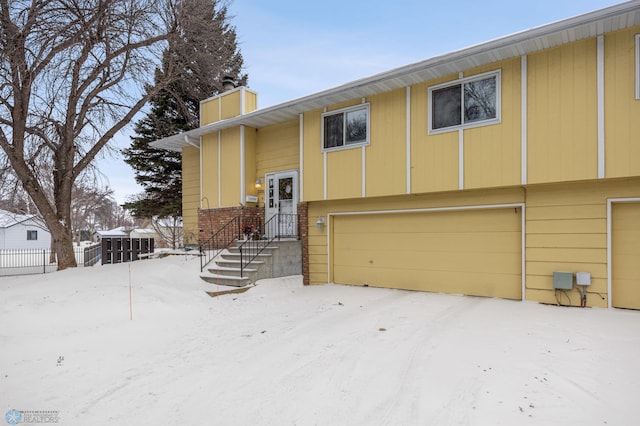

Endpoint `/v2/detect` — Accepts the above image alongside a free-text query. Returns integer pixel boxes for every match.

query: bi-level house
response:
[152,2,640,309]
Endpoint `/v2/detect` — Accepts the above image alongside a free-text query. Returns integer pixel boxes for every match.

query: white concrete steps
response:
[199,272,251,287]
[200,239,279,286]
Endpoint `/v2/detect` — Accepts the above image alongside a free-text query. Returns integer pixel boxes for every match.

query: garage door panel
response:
[615,255,640,280]
[335,209,520,234]
[336,231,520,253]
[334,249,521,275]
[334,265,521,299]
[332,208,522,300]
[612,202,640,309]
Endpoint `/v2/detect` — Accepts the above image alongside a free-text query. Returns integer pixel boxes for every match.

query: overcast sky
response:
[102,0,625,205]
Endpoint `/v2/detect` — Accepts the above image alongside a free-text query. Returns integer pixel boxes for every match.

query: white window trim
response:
[635,34,640,100]
[321,103,370,152]
[428,70,502,135]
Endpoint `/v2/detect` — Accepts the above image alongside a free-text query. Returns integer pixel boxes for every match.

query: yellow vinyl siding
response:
[327,148,361,199]
[332,208,522,299]
[219,127,241,207]
[410,79,459,193]
[605,27,640,178]
[308,233,328,284]
[200,133,218,208]
[302,110,324,201]
[256,119,300,178]
[200,88,256,126]
[201,98,220,125]
[244,127,258,201]
[181,146,200,245]
[244,90,258,114]
[464,59,521,189]
[326,99,362,112]
[527,39,598,184]
[612,202,640,309]
[525,179,640,307]
[366,89,407,197]
[220,90,242,120]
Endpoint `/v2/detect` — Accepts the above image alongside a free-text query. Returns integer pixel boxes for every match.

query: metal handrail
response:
[237,213,298,277]
[199,216,241,272]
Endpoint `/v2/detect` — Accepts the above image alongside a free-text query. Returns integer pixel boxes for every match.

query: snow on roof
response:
[131,228,157,234]
[95,227,129,237]
[0,209,36,228]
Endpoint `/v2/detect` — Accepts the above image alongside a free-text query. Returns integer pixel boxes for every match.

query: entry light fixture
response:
[255,177,264,189]
[316,216,325,230]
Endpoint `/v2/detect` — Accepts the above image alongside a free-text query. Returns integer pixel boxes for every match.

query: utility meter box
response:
[576,272,592,286]
[553,271,573,290]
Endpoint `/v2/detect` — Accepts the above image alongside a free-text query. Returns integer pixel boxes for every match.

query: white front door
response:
[265,171,298,237]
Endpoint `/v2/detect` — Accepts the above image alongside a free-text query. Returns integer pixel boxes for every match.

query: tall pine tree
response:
[123,0,247,219]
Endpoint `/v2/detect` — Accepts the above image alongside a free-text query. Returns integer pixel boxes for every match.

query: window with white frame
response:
[27,230,37,240]
[636,34,639,100]
[428,71,501,133]
[322,104,369,150]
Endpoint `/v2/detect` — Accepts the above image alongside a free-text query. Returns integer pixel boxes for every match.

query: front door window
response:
[265,171,298,238]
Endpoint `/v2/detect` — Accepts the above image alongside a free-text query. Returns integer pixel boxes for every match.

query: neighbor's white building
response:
[0,209,51,250]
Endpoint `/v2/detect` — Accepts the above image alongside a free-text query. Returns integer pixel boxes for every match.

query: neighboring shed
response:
[0,209,52,250]
[92,227,129,243]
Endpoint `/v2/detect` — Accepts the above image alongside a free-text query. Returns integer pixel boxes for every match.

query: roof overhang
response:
[152,1,640,152]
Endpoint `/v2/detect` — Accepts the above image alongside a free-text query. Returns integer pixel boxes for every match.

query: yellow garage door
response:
[612,202,640,310]
[332,207,522,300]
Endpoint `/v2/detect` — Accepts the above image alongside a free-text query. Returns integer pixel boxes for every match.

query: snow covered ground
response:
[1,255,639,425]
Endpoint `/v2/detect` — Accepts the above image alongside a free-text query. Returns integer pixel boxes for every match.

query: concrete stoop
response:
[199,239,303,288]
[199,241,276,287]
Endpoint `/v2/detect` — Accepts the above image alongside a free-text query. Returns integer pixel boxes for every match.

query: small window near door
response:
[27,230,38,240]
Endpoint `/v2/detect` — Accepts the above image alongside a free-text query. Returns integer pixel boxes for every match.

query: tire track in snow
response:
[372,296,485,425]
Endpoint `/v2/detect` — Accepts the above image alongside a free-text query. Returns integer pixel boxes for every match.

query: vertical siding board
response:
[410,81,459,193]
[605,27,640,178]
[201,133,219,207]
[244,127,258,201]
[302,110,324,201]
[181,146,201,245]
[220,91,241,120]
[528,39,598,184]
[464,59,522,189]
[366,89,407,197]
[327,148,361,200]
[255,119,300,178]
[200,98,220,125]
[219,127,241,207]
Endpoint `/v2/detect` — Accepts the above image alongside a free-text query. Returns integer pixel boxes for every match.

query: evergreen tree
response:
[123,0,247,219]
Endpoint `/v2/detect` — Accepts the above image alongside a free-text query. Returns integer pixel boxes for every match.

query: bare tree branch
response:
[0,0,181,269]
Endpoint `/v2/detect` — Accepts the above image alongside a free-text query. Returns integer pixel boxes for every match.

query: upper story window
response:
[636,34,639,100]
[27,230,37,240]
[322,104,370,151]
[428,70,501,134]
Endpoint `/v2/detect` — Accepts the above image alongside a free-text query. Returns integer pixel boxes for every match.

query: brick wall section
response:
[297,202,309,285]
[197,206,263,245]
